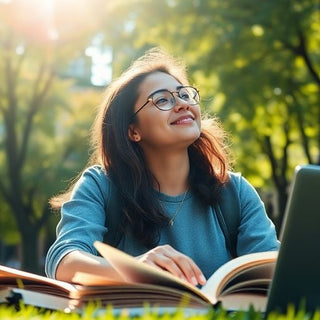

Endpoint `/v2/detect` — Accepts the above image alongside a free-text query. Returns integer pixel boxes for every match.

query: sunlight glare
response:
[15,45,25,55]
[85,35,112,86]
[5,0,57,43]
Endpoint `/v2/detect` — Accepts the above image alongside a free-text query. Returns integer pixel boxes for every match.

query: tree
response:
[200,0,320,230]
[0,0,103,272]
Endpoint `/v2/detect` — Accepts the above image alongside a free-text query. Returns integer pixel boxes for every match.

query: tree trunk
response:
[275,185,288,235]
[262,134,290,234]
[20,224,42,274]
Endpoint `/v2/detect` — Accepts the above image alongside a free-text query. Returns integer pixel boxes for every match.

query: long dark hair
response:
[51,48,231,248]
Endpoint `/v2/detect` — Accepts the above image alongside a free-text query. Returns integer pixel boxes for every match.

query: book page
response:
[94,241,215,304]
[72,272,126,286]
[201,251,278,298]
[0,265,78,294]
[219,293,267,312]
[220,263,274,295]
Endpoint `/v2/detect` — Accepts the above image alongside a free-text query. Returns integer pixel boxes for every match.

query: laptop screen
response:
[266,165,320,314]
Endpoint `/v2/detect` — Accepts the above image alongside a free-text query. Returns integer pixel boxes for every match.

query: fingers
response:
[136,245,206,286]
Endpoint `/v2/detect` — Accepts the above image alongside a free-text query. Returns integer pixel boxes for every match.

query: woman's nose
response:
[173,97,190,111]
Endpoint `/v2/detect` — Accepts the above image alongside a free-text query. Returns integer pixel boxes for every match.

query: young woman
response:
[45,48,279,286]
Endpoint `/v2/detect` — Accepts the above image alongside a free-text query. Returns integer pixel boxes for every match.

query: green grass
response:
[0,304,319,320]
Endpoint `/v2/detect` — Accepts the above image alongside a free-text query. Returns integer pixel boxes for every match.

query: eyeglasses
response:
[132,86,200,117]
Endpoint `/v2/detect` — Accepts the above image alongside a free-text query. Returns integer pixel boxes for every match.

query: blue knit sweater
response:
[45,165,279,279]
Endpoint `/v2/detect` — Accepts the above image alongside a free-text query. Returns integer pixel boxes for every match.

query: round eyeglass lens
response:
[153,91,175,110]
[179,87,199,104]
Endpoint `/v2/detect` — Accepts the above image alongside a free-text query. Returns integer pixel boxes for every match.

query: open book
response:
[0,241,277,313]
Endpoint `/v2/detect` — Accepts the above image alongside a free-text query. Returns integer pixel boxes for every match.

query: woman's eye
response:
[155,96,169,106]
[180,92,191,100]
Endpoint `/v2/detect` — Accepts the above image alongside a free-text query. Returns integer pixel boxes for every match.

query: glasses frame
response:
[132,86,200,119]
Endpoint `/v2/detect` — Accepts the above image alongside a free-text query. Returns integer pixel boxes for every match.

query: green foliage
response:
[0,304,319,320]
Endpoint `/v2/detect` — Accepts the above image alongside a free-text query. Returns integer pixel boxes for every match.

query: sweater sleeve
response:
[45,166,110,279]
[234,174,280,255]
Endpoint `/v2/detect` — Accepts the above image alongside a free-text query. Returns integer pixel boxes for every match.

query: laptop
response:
[266,164,320,315]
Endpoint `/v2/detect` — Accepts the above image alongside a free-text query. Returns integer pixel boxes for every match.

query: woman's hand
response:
[136,245,206,286]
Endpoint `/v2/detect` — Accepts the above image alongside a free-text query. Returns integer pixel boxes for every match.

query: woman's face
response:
[129,72,201,152]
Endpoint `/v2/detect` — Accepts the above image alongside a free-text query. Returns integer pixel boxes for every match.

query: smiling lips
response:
[171,115,195,125]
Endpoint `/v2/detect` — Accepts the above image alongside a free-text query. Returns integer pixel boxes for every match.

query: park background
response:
[0,0,319,275]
